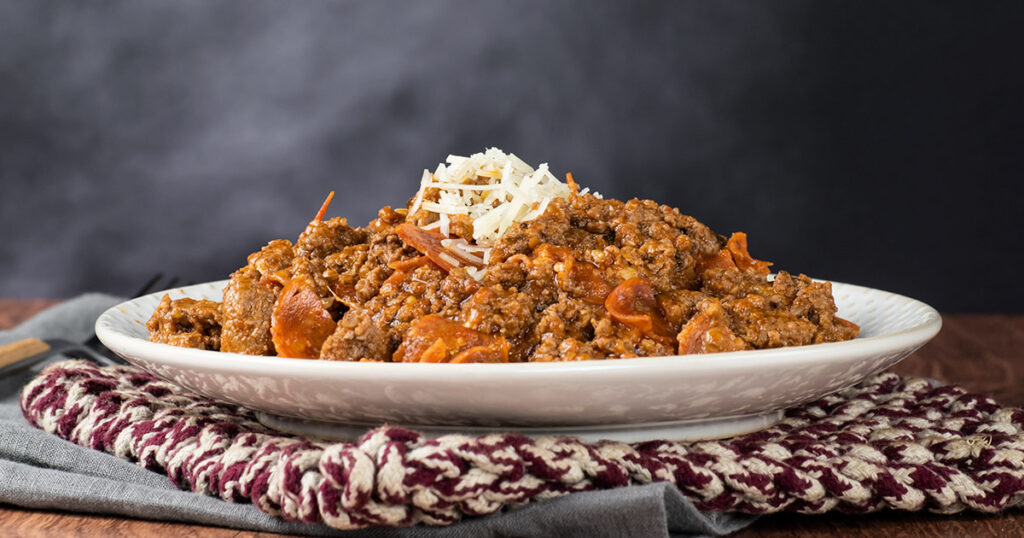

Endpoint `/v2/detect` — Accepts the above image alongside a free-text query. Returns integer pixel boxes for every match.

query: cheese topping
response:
[409,148,578,247]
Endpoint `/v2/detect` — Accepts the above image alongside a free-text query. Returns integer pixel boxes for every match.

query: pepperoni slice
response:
[387,255,441,272]
[677,299,748,355]
[395,223,484,272]
[726,232,772,275]
[380,255,446,289]
[451,342,511,363]
[696,249,737,274]
[834,316,861,336]
[329,282,359,306]
[696,232,772,276]
[535,244,613,305]
[604,277,675,345]
[393,314,509,363]
[271,274,337,359]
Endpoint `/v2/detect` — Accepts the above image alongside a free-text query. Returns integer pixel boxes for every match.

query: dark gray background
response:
[1,1,1021,312]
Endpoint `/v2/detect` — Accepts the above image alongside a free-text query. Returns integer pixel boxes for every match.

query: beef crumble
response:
[147,295,221,351]
[149,192,858,361]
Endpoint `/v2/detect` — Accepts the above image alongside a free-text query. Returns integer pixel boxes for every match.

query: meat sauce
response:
[148,192,858,362]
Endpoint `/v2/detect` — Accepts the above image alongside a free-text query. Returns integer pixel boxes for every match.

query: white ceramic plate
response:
[96,279,940,442]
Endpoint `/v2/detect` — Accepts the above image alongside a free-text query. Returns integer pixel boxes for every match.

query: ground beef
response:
[677,298,749,354]
[724,294,818,348]
[295,217,367,261]
[218,239,297,355]
[320,308,389,361]
[700,268,773,300]
[147,295,221,350]
[248,239,294,279]
[220,266,279,355]
[656,289,706,329]
[150,191,858,361]
[460,286,540,360]
[529,298,600,361]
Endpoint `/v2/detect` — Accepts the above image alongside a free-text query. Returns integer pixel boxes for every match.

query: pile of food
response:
[148,148,858,362]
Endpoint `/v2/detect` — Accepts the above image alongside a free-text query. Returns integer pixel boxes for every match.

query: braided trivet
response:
[20,360,1024,529]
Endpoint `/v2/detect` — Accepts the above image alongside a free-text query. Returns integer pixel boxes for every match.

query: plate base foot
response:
[255,410,785,443]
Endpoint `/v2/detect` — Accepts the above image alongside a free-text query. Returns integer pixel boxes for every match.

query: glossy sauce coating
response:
[149,193,858,361]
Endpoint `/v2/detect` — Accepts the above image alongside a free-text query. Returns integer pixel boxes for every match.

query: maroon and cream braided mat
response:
[20,360,1024,530]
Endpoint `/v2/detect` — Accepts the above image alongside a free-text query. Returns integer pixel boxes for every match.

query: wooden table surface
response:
[1,300,1022,537]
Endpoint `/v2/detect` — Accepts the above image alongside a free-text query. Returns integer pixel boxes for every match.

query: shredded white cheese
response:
[437,251,461,268]
[408,148,574,247]
[441,237,487,266]
[464,266,486,281]
[438,213,450,237]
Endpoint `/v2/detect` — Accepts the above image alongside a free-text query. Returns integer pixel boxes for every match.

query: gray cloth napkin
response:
[0,295,757,537]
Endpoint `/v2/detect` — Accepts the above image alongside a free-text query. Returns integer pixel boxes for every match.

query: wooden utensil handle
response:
[0,338,51,369]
